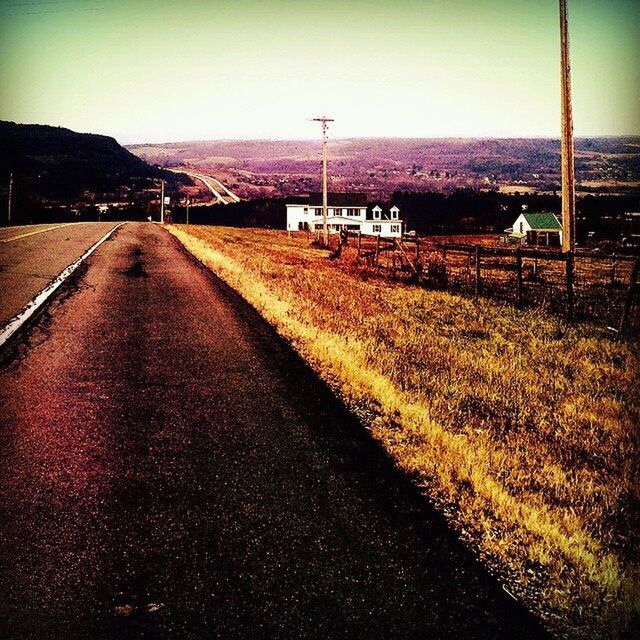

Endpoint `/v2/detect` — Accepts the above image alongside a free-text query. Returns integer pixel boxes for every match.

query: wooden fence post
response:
[374,235,380,268]
[475,245,482,296]
[442,246,448,286]
[357,231,362,258]
[515,247,523,307]
[566,251,575,322]
[391,240,395,276]
[619,257,640,335]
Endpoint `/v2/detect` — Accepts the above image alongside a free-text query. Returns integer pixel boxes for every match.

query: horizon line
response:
[122,133,640,147]
[3,120,640,147]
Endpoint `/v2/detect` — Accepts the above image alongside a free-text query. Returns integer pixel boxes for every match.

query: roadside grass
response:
[169,224,639,639]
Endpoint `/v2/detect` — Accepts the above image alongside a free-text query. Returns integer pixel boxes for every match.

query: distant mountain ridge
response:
[128,135,640,199]
[0,121,170,202]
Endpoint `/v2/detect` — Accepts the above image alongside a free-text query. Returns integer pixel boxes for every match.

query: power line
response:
[2,1,106,16]
[5,1,82,5]
[3,8,105,16]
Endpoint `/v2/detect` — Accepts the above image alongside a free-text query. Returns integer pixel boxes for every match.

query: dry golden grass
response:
[169,224,640,639]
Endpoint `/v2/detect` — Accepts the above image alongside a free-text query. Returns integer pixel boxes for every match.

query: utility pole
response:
[186,197,190,225]
[559,0,576,253]
[160,179,165,223]
[312,116,334,246]
[7,171,13,224]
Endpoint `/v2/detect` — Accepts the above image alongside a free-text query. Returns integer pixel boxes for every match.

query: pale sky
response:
[1,0,639,143]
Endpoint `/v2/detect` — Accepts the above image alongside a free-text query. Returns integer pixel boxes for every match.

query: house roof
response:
[308,192,368,207]
[522,212,561,230]
[366,202,399,221]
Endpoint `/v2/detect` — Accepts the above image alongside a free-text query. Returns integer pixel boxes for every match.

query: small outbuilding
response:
[503,212,562,246]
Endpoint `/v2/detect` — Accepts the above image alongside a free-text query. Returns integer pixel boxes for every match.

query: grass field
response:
[343,233,638,332]
[169,224,639,639]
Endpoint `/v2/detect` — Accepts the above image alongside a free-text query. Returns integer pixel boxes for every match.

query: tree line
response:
[3,188,639,245]
[172,190,640,243]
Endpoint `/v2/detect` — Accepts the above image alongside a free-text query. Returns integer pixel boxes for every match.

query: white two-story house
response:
[286,193,403,238]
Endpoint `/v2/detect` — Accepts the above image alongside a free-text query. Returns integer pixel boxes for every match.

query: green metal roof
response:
[523,212,561,230]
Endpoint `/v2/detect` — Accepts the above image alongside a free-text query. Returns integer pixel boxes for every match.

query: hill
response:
[0,121,177,204]
[128,136,640,200]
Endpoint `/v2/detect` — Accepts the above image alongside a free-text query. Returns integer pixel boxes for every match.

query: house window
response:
[346,208,358,217]
[303,207,308,215]
[391,208,398,219]
[333,208,342,216]
[373,224,382,233]
[391,224,400,233]
[314,208,323,216]
[373,208,381,220]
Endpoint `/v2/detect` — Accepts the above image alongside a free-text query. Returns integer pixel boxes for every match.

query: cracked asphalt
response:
[0,222,549,639]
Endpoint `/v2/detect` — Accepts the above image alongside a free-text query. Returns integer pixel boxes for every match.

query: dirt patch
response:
[122,260,148,278]
[122,246,148,278]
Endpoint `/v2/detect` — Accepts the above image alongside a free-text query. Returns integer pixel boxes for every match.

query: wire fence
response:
[324,231,639,336]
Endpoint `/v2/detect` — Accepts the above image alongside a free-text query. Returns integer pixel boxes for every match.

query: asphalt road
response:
[0,223,68,242]
[0,222,117,327]
[0,222,548,639]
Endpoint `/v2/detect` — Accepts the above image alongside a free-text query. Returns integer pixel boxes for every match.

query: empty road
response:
[0,222,547,639]
[0,222,118,327]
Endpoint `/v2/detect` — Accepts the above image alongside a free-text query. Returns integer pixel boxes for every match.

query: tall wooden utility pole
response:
[7,171,13,224]
[160,179,165,223]
[312,116,334,245]
[559,0,576,253]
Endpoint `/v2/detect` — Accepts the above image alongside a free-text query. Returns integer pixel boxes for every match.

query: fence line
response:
[330,231,639,335]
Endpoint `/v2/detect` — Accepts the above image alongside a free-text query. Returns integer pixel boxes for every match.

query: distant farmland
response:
[129,136,640,199]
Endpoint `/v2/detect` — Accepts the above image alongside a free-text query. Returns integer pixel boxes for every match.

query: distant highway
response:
[168,168,240,205]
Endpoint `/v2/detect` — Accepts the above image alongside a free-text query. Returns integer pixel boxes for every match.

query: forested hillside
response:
[0,121,176,204]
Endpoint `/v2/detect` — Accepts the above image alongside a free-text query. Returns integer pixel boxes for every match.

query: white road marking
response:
[0,223,123,350]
